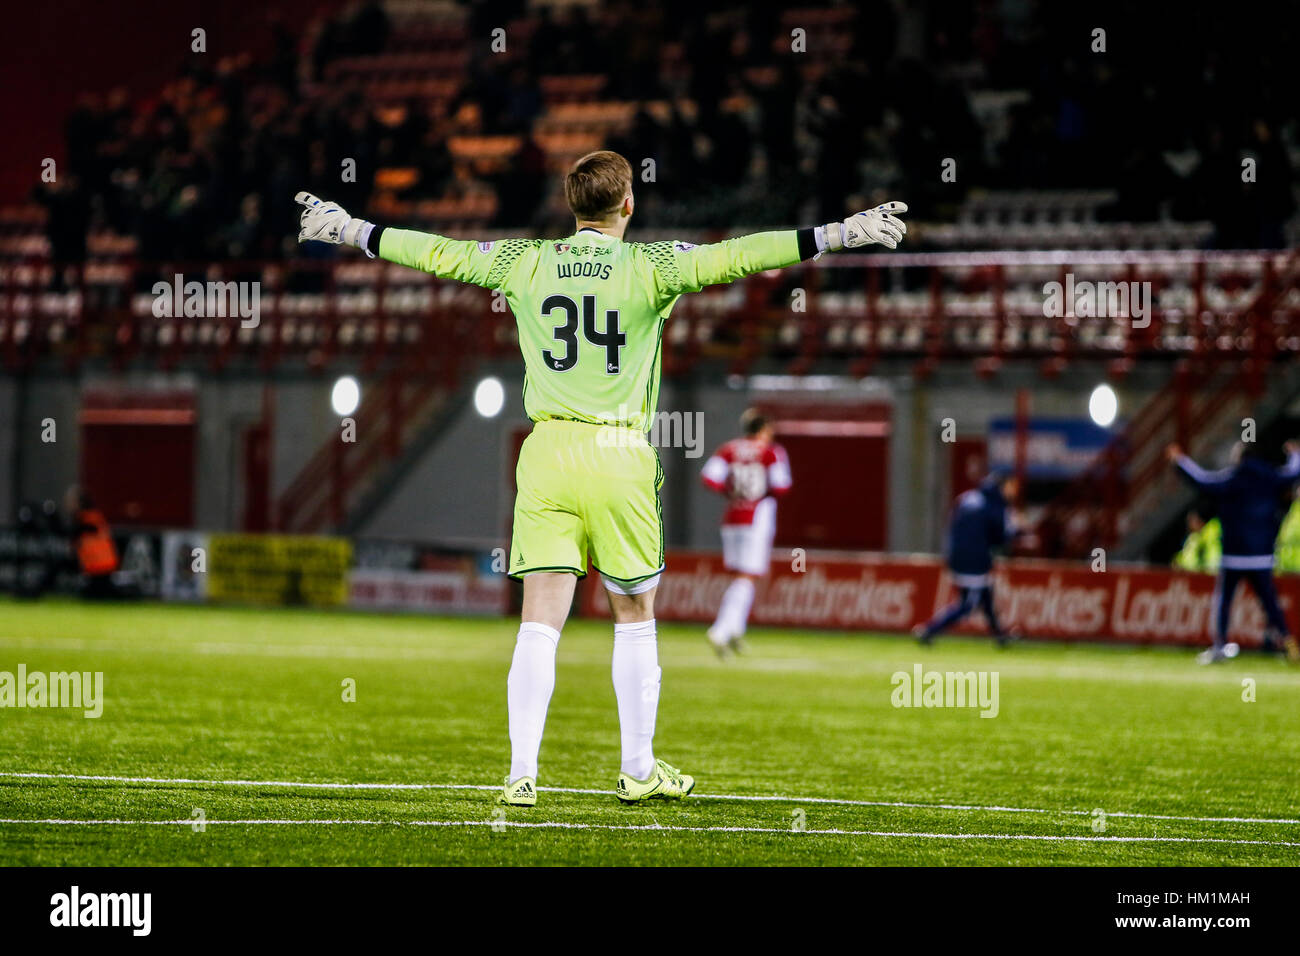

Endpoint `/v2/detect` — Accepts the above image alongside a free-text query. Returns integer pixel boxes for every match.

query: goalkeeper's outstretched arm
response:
[645,202,908,306]
[294,191,909,293]
[659,201,908,298]
[294,191,506,287]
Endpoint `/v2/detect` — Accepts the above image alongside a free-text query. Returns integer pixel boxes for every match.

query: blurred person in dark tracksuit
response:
[1167,441,1300,664]
[915,472,1021,647]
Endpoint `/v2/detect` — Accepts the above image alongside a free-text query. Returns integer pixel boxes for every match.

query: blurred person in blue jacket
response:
[916,471,1021,647]
[1167,440,1300,664]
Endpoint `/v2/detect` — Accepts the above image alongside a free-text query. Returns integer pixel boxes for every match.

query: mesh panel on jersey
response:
[636,241,682,292]
[487,238,542,288]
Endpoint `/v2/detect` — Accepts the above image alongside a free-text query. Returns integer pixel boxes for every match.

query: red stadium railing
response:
[5,249,1298,535]
[3,249,1298,375]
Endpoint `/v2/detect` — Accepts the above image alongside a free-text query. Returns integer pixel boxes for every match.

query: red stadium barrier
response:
[581,550,1299,648]
[3,250,1298,375]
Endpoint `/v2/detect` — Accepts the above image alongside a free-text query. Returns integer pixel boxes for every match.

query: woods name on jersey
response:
[555,242,615,280]
[557,261,614,279]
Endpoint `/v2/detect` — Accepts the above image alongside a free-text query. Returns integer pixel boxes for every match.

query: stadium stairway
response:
[275,362,461,534]
[335,384,474,536]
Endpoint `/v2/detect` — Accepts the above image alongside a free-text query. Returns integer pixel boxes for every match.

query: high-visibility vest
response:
[1173,519,1221,573]
[75,509,119,575]
[1277,500,1300,573]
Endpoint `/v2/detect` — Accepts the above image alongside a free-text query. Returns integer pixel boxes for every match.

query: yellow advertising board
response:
[207,534,351,607]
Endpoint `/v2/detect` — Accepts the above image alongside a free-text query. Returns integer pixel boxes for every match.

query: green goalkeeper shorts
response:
[509,419,665,585]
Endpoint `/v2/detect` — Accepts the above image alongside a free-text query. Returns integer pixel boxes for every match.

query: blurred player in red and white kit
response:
[700,409,792,655]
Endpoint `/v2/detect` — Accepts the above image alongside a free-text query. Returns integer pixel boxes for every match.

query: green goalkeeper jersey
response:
[377,227,803,432]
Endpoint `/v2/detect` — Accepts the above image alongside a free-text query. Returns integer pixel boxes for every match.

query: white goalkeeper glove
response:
[295,191,376,257]
[821,201,909,251]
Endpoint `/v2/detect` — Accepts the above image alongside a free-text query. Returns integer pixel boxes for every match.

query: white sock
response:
[612,619,660,781]
[716,577,756,637]
[507,621,560,782]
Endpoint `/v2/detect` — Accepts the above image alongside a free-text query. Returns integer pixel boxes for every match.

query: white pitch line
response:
[0,771,493,792]
[0,817,1297,847]
[696,792,1300,827]
[4,770,1299,827]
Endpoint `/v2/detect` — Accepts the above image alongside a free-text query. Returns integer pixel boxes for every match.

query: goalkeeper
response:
[296,150,908,806]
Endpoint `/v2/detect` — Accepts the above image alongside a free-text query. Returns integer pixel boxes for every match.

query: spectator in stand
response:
[492,135,548,229]
[410,127,454,201]
[446,161,494,203]
[32,174,91,269]
[219,193,270,261]
[32,1,1300,263]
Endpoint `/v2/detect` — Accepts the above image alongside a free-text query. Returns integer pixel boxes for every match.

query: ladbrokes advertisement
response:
[582,550,1300,648]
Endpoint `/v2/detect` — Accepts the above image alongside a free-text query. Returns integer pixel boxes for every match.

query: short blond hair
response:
[564,150,633,221]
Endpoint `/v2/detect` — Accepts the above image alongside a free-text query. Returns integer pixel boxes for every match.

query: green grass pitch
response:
[1,597,1298,866]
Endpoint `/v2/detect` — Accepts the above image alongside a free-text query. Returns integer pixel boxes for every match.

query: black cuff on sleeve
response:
[796,227,819,261]
[365,225,386,257]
